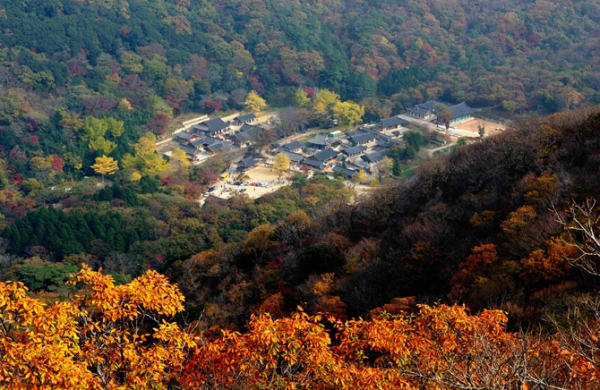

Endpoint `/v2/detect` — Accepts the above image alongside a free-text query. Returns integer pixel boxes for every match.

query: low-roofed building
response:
[361,150,388,164]
[332,165,357,179]
[376,139,395,149]
[205,140,232,154]
[281,151,304,165]
[342,145,367,157]
[176,145,201,162]
[379,116,409,130]
[233,113,257,125]
[446,102,476,123]
[280,140,305,153]
[175,131,198,143]
[302,157,326,170]
[348,132,377,146]
[306,134,332,150]
[192,118,230,136]
[314,148,339,163]
[236,157,259,171]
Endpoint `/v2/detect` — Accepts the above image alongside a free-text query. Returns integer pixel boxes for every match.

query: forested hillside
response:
[1,0,599,119]
[160,107,600,328]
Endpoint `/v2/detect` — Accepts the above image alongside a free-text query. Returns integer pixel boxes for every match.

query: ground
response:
[458,118,506,136]
[201,165,294,204]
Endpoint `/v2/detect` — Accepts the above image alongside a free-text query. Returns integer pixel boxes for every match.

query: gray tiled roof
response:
[342,145,367,156]
[314,148,339,162]
[237,157,258,168]
[349,133,377,145]
[177,145,197,156]
[448,102,475,119]
[240,123,262,134]
[332,165,356,178]
[361,150,387,163]
[176,131,195,140]
[281,151,304,163]
[195,118,229,132]
[307,134,331,146]
[302,158,326,170]
[236,113,256,122]
[380,116,407,128]
[281,140,304,151]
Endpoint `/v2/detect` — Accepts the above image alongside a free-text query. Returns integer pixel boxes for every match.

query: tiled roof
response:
[361,150,388,163]
[448,102,475,119]
[281,151,304,163]
[236,113,256,122]
[380,116,407,128]
[349,133,377,144]
[342,145,367,156]
[307,134,331,146]
[314,148,339,162]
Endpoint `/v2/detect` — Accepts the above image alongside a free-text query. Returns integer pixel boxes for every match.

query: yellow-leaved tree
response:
[313,89,340,118]
[91,155,118,184]
[0,265,196,389]
[273,152,291,181]
[171,147,191,168]
[245,90,267,113]
[332,101,364,128]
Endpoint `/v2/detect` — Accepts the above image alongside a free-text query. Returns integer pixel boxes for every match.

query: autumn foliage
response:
[2,265,600,389]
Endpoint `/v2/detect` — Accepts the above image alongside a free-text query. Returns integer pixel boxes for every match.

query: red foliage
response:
[165,95,182,114]
[11,173,22,186]
[248,74,265,95]
[82,96,118,116]
[527,33,540,45]
[304,87,316,99]
[147,114,170,136]
[23,136,40,146]
[27,121,40,131]
[161,176,173,185]
[196,169,218,185]
[9,147,28,162]
[68,63,88,76]
[50,155,63,172]
[119,74,145,93]
[201,100,222,114]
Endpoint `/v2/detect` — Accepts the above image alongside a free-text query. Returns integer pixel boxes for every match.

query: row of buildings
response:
[173,114,262,162]
[407,101,475,124]
[274,123,406,177]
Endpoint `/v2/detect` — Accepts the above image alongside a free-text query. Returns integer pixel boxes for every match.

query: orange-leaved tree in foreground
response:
[3,265,600,389]
[0,264,195,389]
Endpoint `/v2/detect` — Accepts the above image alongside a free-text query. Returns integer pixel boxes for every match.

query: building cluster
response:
[174,113,264,162]
[407,101,475,124]
[271,116,410,177]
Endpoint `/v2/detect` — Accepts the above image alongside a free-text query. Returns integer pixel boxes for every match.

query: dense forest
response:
[3,0,600,387]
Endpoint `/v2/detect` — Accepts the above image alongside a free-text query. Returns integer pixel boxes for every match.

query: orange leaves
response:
[450,244,500,300]
[501,206,538,235]
[521,238,579,284]
[181,303,520,389]
[1,265,194,389]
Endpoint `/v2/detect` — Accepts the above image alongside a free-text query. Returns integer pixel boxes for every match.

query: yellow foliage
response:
[91,155,118,183]
[171,147,191,167]
[130,170,142,181]
[245,90,267,113]
[313,88,340,116]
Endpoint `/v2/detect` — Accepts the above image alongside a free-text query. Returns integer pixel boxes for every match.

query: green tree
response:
[403,131,423,152]
[392,158,402,177]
